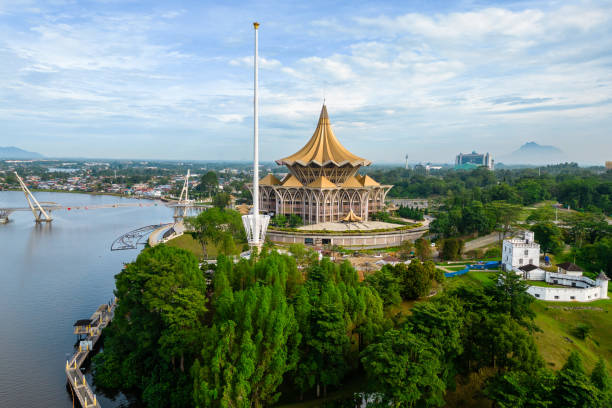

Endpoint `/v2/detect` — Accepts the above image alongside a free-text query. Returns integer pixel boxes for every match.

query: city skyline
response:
[1,0,611,163]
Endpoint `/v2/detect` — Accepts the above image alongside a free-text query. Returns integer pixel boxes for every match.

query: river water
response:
[0,191,173,407]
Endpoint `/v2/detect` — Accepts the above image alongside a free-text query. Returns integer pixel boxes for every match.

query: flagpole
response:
[253,22,260,244]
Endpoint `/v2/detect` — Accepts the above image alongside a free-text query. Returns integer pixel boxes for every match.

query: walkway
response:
[463,232,499,252]
[65,300,116,408]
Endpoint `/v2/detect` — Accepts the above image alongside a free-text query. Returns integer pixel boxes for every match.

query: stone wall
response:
[527,285,603,302]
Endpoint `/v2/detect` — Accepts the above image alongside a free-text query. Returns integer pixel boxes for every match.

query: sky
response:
[0,0,611,164]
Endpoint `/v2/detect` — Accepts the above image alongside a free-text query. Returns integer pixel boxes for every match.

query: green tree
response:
[364,267,402,307]
[553,352,600,408]
[390,260,437,300]
[93,245,207,408]
[415,238,432,261]
[591,358,612,407]
[407,300,464,386]
[485,369,555,408]
[487,270,535,328]
[361,328,445,407]
[440,238,464,261]
[294,282,351,398]
[193,284,300,408]
[486,201,522,246]
[532,222,564,255]
[212,191,231,209]
[197,171,218,196]
[187,208,244,257]
[573,237,612,276]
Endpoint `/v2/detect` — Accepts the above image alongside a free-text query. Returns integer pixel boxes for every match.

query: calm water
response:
[0,191,173,407]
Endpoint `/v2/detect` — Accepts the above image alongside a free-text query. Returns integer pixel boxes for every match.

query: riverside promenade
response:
[65,300,116,408]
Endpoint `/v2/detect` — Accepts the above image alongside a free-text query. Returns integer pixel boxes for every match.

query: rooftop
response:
[276,105,371,168]
[556,262,583,272]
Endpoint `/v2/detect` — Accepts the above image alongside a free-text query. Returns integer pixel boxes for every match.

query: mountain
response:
[0,146,44,159]
[500,142,565,165]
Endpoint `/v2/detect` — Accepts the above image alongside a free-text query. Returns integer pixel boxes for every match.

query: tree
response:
[572,237,612,276]
[486,201,522,246]
[397,239,414,260]
[212,191,231,209]
[487,270,535,328]
[408,300,464,386]
[485,369,555,408]
[390,260,438,300]
[415,238,432,261]
[93,245,208,408]
[197,171,218,196]
[591,358,612,407]
[364,267,402,307]
[361,328,445,407]
[192,284,300,408]
[532,222,563,255]
[293,282,351,398]
[553,352,600,408]
[186,208,245,257]
[288,214,303,228]
[440,238,464,261]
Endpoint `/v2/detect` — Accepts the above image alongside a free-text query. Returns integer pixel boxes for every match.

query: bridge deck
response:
[66,301,116,408]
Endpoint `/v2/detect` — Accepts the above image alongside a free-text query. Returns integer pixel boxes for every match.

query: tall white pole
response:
[253,22,260,243]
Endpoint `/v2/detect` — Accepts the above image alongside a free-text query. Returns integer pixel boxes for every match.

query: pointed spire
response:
[276,104,371,167]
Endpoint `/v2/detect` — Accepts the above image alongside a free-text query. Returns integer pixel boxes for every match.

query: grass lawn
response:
[446,265,470,271]
[531,299,612,371]
[165,233,246,259]
[165,233,204,258]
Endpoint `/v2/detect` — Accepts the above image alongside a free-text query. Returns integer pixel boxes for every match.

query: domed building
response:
[257,105,392,225]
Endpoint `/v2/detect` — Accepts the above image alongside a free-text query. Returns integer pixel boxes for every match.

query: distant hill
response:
[0,146,44,159]
[501,142,565,165]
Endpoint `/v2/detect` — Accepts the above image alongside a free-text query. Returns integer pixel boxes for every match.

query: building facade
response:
[502,231,541,272]
[257,105,392,225]
[455,151,494,170]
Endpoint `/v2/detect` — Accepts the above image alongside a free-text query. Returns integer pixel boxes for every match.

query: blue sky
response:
[0,0,611,164]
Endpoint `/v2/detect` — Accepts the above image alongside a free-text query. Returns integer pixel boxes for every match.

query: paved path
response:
[464,233,499,252]
[65,301,116,408]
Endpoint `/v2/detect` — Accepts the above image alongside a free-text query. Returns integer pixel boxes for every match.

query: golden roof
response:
[260,173,281,186]
[235,203,252,215]
[341,175,363,188]
[281,174,303,187]
[307,175,336,188]
[276,105,371,168]
[358,174,380,186]
[342,209,362,222]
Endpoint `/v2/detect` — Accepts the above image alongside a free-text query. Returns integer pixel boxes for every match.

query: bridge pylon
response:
[14,172,52,223]
[174,170,194,221]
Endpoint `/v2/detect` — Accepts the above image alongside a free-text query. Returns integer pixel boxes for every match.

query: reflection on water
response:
[0,191,173,407]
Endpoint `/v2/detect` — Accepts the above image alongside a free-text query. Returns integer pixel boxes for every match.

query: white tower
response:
[596,271,610,299]
[242,22,270,249]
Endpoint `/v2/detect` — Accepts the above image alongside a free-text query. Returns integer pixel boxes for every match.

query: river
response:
[0,191,173,407]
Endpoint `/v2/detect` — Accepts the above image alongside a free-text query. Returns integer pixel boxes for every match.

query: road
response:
[463,232,500,252]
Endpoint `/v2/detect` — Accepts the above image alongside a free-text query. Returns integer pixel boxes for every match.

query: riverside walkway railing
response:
[65,300,116,408]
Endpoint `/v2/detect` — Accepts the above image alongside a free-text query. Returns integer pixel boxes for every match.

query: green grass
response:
[443,270,612,371]
[165,233,205,258]
[531,299,612,371]
[165,233,247,259]
[446,265,470,271]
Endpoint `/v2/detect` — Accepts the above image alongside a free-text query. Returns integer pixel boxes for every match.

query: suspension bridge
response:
[0,171,209,224]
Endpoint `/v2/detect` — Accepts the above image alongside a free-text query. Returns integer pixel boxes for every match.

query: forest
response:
[368,164,612,215]
[93,243,612,407]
